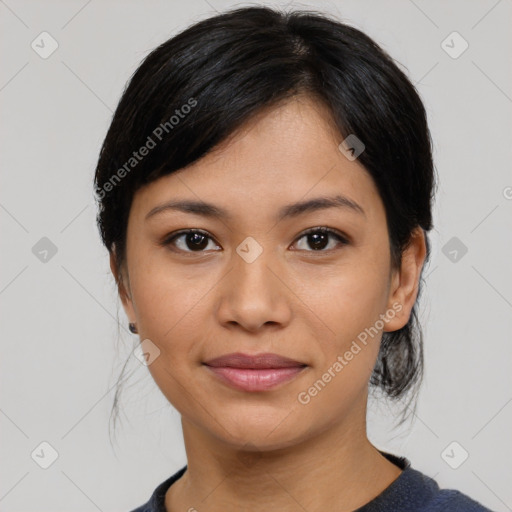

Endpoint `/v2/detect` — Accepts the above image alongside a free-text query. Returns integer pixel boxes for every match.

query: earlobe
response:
[384,227,427,333]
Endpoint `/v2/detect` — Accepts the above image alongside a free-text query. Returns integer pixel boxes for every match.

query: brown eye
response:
[293,227,348,252]
[163,230,220,253]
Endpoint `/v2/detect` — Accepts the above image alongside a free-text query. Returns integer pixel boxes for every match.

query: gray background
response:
[1,0,511,511]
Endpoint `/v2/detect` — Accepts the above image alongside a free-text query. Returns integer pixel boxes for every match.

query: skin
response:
[111,95,427,511]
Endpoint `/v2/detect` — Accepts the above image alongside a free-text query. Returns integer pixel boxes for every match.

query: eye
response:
[162,229,221,253]
[292,227,349,252]
[161,227,348,254]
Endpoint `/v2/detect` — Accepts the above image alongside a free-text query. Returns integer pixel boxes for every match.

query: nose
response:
[215,247,293,333]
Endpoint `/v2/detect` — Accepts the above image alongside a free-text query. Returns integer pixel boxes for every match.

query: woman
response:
[94,6,494,512]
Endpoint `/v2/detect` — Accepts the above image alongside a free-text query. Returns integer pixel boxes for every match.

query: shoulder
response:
[376,452,496,512]
[127,465,187,512]
[419,488,496,512]
[400,466,495,512]
[128,500,154,512]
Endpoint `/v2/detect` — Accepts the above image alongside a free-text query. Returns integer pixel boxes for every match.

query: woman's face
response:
[114,96,423,450]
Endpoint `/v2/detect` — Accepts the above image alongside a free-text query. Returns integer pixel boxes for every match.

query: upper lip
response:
[204,352,306,369]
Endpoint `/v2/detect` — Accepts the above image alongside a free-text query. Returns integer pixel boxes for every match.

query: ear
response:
[383,227,427,332]
[109,251,137,324]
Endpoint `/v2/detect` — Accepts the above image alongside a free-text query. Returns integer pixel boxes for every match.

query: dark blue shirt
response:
[129,451,495,511]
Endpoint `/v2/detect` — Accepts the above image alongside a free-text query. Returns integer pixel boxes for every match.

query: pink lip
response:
[205,366,306,391]
[204,352,305,368]
[203,352,307,392]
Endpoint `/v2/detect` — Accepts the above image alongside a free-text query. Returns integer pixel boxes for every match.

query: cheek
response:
[294,257,391,405]
[294,262,389,414]
[128,261,211,410]
[128,254,213,352]
[303,252,390,339]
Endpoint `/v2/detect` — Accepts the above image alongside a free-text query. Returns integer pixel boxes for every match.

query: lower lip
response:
[204,365,306,392]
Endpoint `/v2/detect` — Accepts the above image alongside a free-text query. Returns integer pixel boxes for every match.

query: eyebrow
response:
[145,194,366,222]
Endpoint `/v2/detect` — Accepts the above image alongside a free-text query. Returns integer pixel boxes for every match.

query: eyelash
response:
[161,227,349,255]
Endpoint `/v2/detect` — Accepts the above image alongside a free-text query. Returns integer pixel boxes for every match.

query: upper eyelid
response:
[165,229,220,247]
[291,227,349,249]
[299,226,348,240]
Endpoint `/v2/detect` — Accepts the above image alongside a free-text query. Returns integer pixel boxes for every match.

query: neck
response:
[165,411,403,512]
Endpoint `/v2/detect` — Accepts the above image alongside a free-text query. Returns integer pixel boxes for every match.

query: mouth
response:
[203,352,307,392]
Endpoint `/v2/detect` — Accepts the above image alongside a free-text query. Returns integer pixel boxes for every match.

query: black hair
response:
[94,5,437,440]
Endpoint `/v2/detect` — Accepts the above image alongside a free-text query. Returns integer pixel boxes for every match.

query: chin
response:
[206,413,309,452]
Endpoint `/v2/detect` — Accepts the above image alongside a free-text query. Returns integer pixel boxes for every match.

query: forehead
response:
[129,96,384,226]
